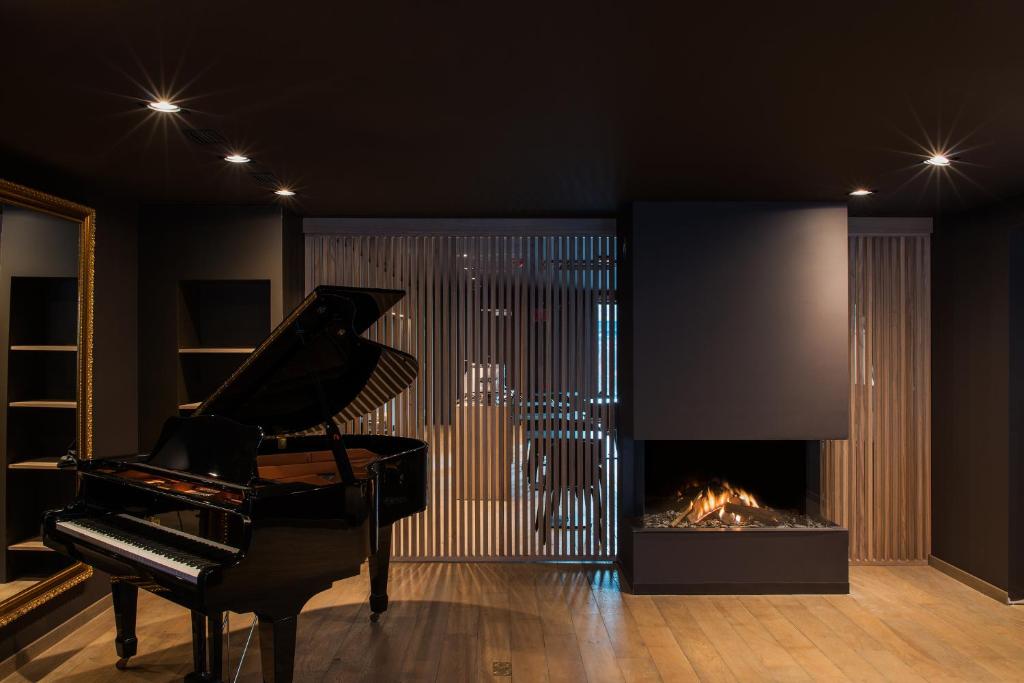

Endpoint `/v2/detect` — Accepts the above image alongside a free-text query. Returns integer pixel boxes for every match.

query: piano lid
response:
[194,285,418,435]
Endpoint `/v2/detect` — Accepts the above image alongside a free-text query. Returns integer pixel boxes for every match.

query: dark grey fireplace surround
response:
[616,202,851,594]
[621,525,849,595]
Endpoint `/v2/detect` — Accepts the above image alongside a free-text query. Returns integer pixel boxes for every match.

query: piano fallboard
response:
[83,464,249,511]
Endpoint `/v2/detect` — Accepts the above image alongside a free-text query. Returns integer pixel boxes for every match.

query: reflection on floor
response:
[0,579,41,604]
[4,563,1024,682]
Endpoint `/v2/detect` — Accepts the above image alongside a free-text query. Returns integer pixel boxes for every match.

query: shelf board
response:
[8,457,62,470]
[8,537,50,552]
[10,345,77,352]
[179,402,201,410]
[8,400,77,409]
[178,347,254,355]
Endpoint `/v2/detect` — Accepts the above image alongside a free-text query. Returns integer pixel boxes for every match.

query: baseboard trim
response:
[928,555,1011,604]
[0,595,108,679]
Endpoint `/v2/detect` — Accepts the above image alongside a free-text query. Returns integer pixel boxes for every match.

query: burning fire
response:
[671,480,761,527]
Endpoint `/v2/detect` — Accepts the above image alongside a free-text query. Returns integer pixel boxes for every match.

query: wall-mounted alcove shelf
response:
[176,279,270,414]
[7,537,49,552]
[8,457,61,470]
[8,401,77,409]
[10,345,77,352]
[139,206,302,447]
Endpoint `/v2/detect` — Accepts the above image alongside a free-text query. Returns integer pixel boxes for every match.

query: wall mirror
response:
[0,179,94,627]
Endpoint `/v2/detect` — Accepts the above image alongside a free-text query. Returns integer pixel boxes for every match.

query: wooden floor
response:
[0,579,38,604]
[4,564,1024,682]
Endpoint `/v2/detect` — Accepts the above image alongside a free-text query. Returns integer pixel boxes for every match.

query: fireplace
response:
[616,202,852,594]
[618,440,849,594]
[642,441,831,529]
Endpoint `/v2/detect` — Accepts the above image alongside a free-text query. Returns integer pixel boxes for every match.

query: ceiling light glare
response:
[147,100,181,113]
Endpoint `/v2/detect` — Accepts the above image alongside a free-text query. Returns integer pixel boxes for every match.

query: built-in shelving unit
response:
[138,206,302,446]
[176,280,269,414]
[2,274,79,581]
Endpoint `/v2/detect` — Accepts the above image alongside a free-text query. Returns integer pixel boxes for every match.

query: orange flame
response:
[679,480,759,525]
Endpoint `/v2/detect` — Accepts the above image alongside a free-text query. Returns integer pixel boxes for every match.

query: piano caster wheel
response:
[115,657,130,671]
[370,612,381,623]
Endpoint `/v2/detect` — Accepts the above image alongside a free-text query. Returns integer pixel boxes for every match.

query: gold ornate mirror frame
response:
[0,179,95,627]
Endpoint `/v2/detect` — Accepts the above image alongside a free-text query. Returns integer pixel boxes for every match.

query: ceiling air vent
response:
[182,128,228,145]
[249,172,281,187]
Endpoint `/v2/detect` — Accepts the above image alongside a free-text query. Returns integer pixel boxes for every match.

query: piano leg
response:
[257,614,298,683]
[110,580,138,670]
[207,612,223,681]
[184,611,226,682]
[187,611,207,682]
[368,523,393,622]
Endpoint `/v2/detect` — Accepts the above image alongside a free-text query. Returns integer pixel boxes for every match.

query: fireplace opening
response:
[640,440,838,529]
[620,439,849,594]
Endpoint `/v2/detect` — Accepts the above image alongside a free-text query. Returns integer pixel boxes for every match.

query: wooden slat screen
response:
[822,234,931,564]
[305,234,618,560]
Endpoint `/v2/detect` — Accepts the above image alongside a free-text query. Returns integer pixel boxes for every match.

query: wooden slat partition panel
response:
[822,234,931,563]
[305,234,618,560]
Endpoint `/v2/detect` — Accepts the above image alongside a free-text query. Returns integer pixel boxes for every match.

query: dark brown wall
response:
[1010,227,1024,602]
[0,153,139,657]
[932,201,1023,597]
[93,201,141,458]
[619,202,849,441]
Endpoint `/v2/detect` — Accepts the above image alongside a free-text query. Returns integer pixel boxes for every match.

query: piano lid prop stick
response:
[326,422,356,484]
[296,321,356,485]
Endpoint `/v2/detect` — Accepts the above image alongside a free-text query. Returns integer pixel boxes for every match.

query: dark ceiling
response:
[3,1,1023,217]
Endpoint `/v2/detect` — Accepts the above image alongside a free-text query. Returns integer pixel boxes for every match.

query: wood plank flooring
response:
[4,564,1023,682]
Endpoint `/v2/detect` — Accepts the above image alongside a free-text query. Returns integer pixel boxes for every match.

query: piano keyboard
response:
[119,514,240,554]
[55,516,239,585]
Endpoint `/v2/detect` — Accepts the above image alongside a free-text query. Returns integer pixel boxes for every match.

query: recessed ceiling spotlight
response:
[224,154,251,164]
[924,154,952,167]
[849,188,874,196]
[274,188,296,197]
[146,99,181,113]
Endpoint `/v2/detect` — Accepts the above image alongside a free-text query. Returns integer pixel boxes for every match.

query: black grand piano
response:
[42,285,428,683]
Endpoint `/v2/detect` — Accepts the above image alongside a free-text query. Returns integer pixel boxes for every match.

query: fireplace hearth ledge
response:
[619,522,850,595]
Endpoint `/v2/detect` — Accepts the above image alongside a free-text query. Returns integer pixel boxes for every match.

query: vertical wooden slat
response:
[526,236,538,559]
[457,235,467,558]
[542,236,553,558]
[824,233,931,564]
